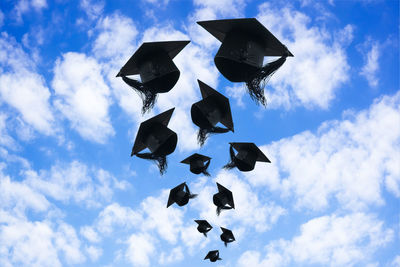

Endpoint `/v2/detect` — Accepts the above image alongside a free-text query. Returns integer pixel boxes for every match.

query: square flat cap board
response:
[197,18,293,57]
[216,182,235,209]
[197,79,234,130]
[181,153,211,164]
[117,40,190,77]
[230,142,271,162]
[131,108,175,155]
[167,182,186,207]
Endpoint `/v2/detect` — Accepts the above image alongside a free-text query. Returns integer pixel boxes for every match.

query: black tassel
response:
[189,194,198,199]
[197,126,230,146]
[136,152,167,175]
[201,160,211,176]
[203,232,207,237]
[122,76,157,114]
[216,206,222,216]
[245,55,287,106]
[223,144,236,170]
[217,258,222,261]
[224,242,227,247]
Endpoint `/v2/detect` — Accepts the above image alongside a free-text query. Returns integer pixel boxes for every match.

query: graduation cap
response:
[131,108,177,175]
[117,41,190,113]
[191,80,234,146]
[194,220,213,237]
[197,18,293,106]
[224,142,270,172]
[213,182,234,216]
[167,182,197,208]
[181,153,211,176]
[204,250,222,262]
[220,227,235,247]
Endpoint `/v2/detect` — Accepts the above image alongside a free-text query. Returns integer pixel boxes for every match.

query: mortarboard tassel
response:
[201,159,211,176]
[224,241,228,247]
[223,144,236,170]
[197,126,230,147]
[203,232,208,237]
[122,76,157,114]
[136,152,167,175]
[245,55,287,106]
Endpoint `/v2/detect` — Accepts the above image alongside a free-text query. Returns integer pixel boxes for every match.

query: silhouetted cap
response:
[213,182,234,215]
[204,250,222,262]
[117,41,190,113]
[191,80,234,146]
[220,227,235,247]
[167,182,197,208]
[181,153,211,176]
[194,220,213,237]
[131,108,177,175]
[197,18,293,106]
[224,142,270,172]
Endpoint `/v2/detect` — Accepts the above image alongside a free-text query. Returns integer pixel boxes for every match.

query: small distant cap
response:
[181,153,211,165]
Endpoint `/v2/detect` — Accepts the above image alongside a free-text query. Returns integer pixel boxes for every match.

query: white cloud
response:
[245,92,400,211]
[95,203,142,234]
[80,226,101,243]
[391,255,400,267]
[11,0,47,23]
[80,0,104,20]
[125,233,155,267]
[23,161,128,208]
[238,213,394,267]
[360,40,380,87]
[52,52,114,143]
[0,114,16,148]
[93,13,138,60]
[0,217,85,267]
[158,246,184,264]
[0,33,55,135]
[254,3,350,110]
[0,166,50,217]
[85,245,102,261]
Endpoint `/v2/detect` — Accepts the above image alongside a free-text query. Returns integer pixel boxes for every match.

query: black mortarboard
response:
[194,220,213,237]
[117,41,190,113]
[220,227,235,247]
[224,142,270,172]
[204,250,222,262]
[131,108,177,175]
[191,80,234,146]
[213,182,234,216]
[167,182,197,208]
[181,153,211,176]
[197,18,293,106]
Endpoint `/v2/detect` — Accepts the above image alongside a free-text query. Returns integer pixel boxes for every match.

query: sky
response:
[0,0,399,266]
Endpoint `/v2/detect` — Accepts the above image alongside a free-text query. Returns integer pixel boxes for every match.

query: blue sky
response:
[0,0,399,266]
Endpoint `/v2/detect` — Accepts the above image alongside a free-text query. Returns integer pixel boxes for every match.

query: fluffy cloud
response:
[360,40,380,87]
[0,217,85,267]
[125,233,155,267]
[23,161,129,208]
[255,3,350,110]
[80,0,104,20]
[12,0,47,23]
[237,212,394,267]
[245,92,400,211]
[0,33,55,135]
[52,52,114,143]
